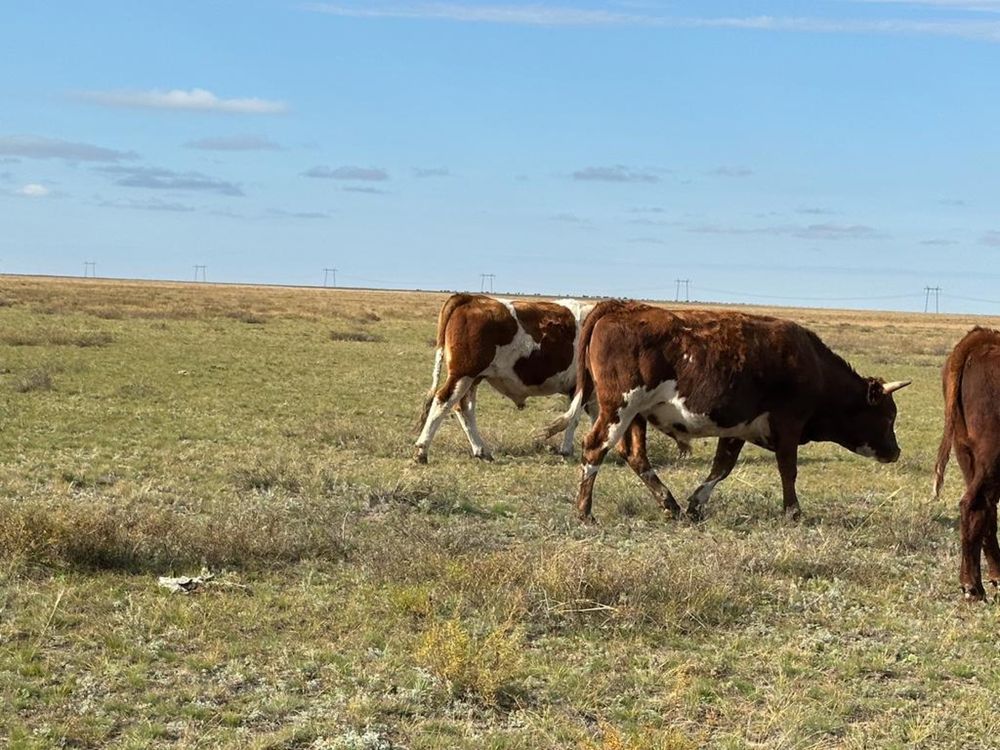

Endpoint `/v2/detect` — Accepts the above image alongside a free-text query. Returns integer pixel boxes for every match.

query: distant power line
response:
[194,265,207,282]
[83,261,96,278]
[323,267,337,287]
[480,273,495,293]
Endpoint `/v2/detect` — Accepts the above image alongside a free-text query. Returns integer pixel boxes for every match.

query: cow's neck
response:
[803,355,868,443]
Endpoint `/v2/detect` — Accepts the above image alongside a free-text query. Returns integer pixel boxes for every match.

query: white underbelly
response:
[622,380,772,444]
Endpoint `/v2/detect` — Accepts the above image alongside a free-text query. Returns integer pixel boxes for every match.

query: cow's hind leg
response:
[453,380,492,461]
[685,438,745,522]
[617,417,681,518]
[414,376,475,463]
[577,404,635,524]
[959,483,989,601]
[984,500,1000,592]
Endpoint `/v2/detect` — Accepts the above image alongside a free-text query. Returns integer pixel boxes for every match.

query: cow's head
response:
[835,378,911,463]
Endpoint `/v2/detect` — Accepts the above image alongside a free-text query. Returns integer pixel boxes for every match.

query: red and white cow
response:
[414,294,593,463]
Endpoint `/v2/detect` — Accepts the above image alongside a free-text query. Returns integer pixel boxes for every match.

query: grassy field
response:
[1,276,999,749]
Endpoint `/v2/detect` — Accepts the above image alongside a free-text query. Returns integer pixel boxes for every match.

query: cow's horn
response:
[882,380,912,395]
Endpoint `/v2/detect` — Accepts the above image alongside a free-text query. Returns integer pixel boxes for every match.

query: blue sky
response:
[3,1,1000,312]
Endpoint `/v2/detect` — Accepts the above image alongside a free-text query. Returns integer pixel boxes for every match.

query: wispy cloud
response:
[185,135,282,151]
[302,3,1000,42]
[97,197,196,212]
[981,230,1000,246]
[77,88,287,114]
[15,183,52,198]
[710,166,754,177]
[920,237,959,245]
[856,1,1000,12]
[0,135,137,162]
[343,186,389,194]
[267,208,332,219]
[687,221,883,240]
[572,165,659,183]
[303,165,389,181]
[548,212,591,224]
[302,2,640,25]
[413,167,450,178]
[97,166,244,196]
[795,206,839,215]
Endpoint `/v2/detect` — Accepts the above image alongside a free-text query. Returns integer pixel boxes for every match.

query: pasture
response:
[1,276,998,749]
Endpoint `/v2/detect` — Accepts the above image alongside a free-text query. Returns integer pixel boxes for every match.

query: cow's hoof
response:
[686,507,703,523]
[413,449,428,464]
[784,506,802,523]
[963,585,986,602]
[474,451,494,462]
[578,513,598,526]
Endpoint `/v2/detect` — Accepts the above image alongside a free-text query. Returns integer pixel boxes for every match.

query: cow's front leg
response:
[686,437,745,522]
[577,407,634,524]
[617,417,681,518]
[774,435,801,521]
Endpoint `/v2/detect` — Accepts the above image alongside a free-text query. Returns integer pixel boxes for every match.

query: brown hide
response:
[511,300,576,387]
[934,327,1000,600]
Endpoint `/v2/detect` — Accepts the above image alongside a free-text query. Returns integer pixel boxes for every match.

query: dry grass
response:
[2,274,999,749]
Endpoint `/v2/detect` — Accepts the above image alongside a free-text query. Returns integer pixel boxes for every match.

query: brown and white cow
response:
[414,294,594,463]
[543,300,910,523]
[933,327,1000,601]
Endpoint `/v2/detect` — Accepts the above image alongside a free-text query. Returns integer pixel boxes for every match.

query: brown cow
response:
[543,300,911,523]
[414,294,594,463]
[933,327,1000,601]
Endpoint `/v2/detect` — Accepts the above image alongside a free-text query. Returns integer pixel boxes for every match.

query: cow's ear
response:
[866,378,883,405]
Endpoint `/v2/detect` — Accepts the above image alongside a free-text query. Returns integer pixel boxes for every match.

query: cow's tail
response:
[414,294,475,433]
[934,354,965,498]
[536,300,624,440]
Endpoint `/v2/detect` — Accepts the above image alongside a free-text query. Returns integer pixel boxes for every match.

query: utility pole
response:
[480,273,495,293]
[193,265,206,282]
[924,286,941,313]
[83,261,96,278]
[323,267,337,287]
[675,278,690,302]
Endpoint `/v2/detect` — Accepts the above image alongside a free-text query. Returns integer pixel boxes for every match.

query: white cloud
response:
[303,165,390,181]
[855,1,1000,12]
[77,88,287,114]
[16,183,51,197]
[302,3,1000,42]
[0,135,136,162]
[302,2,639,25]
[185,135,282,151]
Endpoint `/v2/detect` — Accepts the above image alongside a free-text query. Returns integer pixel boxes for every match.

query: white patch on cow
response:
[429,347,444,391]
[453,383,489,457]
[855,444,876,458]
[604,381,772,448]
[415,376,475,456]
[481,298,588,404]
[582,463,600,479]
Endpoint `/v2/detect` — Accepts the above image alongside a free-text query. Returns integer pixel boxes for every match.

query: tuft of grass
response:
[225,310,268,325]
[415,618,526,707]
[330,330,385,343]
[14,369,54,393]
[0,495,349,572]
[0,329,113,347]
